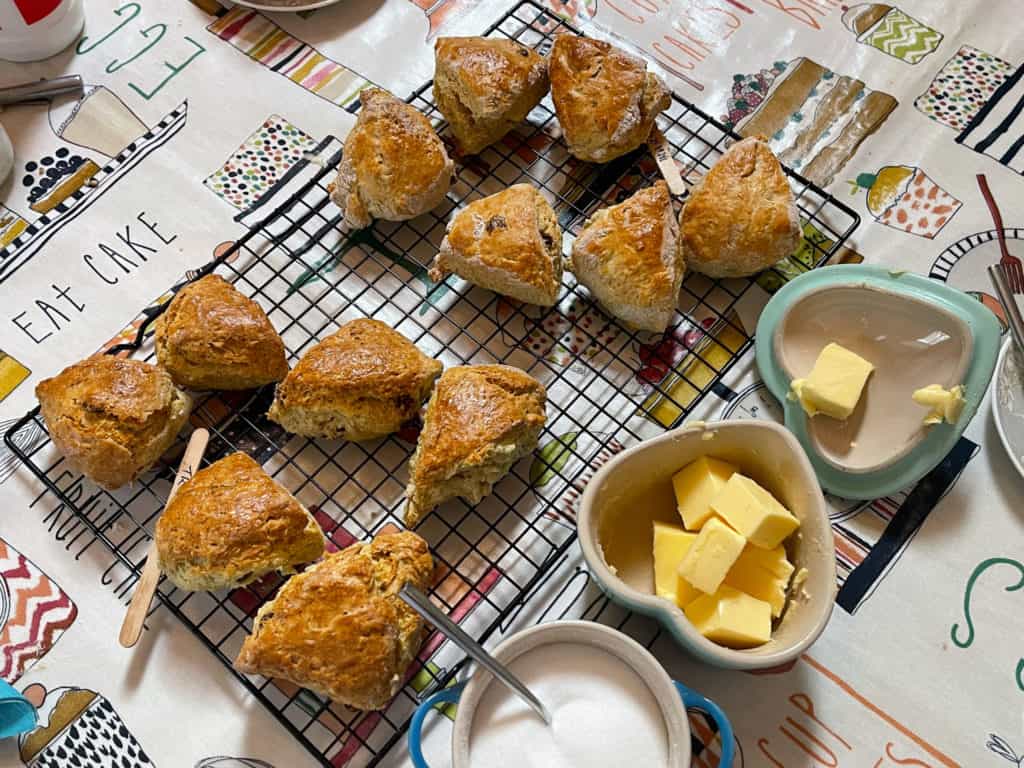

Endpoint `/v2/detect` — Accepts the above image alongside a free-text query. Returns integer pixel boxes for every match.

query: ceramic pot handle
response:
[674,680,735,767]
[408,683,465,768]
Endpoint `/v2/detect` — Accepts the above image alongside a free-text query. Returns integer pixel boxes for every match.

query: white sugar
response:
[468,643,669,768]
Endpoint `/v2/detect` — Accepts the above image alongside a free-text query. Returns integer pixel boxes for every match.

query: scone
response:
[549,35,671,163]
[434,36,549,155]
[36,356,191,490]
[430,184,562,306]
[154,274,288,391]
[234,531,434,711]
[681,136,801,278]
[405,365,547,526]
[268,318,443,441]
[570,181,683,333]
[330,87,454,230]
[156,452,325,592]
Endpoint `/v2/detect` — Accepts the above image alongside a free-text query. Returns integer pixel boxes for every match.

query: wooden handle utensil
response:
[119,427,209,648]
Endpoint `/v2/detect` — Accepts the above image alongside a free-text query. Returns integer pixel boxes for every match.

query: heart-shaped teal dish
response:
[756,265,1001,499]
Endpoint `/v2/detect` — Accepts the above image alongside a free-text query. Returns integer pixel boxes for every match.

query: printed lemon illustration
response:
[851,165,961,239]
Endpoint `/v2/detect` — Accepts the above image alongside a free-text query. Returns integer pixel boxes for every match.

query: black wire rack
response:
[4,2,858,766]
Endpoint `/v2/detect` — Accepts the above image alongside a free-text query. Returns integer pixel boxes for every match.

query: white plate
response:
[231,0,344,12]
[993,336,1024,478]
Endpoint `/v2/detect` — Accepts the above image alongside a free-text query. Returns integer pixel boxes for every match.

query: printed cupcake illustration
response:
[18,683,154,767]
[850,165,961,238]
[842,4,942,64]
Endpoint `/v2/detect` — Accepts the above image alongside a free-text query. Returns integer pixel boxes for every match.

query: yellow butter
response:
[710,474,800,549]
[677,516,746,594]
[684,585,772,648]
[671,456,737,530]
[912,384,965,425]
[724,544,794,618]
[652,522,701,607]
[789,342,874,420]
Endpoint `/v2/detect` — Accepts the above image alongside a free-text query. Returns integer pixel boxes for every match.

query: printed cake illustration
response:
[851,165,961,238]
[842,4,942,64]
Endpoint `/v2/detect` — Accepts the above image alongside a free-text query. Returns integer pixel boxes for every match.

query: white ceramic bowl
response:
[992,336,1024,479]
[578,420,836,669]
[408,620,734,768]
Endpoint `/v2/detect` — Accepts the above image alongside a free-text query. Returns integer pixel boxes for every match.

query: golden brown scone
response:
[430,184,562,306]
[570,181,682,333]
[36,356,191,490]
[434,36,549,155]
[681,136,801,278]
[234,531,434,711]
[330,87,454,230]
[405,365,546,526]
[549,35,671,163]
[156,452,325,591]
[268,318,443,441]
[154,274,288,391]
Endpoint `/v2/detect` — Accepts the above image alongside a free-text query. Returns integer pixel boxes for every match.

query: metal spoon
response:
[399,583,552,725]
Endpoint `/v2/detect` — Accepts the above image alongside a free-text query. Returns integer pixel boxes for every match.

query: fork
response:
[989,263,1024,356]
[978,174,1024,292]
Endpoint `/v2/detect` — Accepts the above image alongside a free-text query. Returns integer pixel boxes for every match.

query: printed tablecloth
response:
[0,1,1021,766]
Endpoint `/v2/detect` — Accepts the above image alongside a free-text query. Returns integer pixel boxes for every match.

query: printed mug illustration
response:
[916,45,1015,132]
[723,58,898,186]
[204,6,371,113]
[841,4,942,64]
[204,115,318,210]
[18,684,155,767]
[950,556,1024,692]
[0,538,77,683]
[958,66,1024,176]
[849,165,961,238]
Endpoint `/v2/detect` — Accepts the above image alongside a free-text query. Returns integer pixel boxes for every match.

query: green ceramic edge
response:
[755,265,1000,499]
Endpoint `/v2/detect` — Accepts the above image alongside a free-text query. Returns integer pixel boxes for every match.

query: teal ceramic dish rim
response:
[755,265,1001,499]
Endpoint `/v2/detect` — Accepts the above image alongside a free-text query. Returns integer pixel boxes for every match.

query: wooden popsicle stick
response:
[649,127,687,197]
[119,427,210,648]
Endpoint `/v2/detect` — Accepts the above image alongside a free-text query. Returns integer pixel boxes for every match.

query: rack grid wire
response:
[4,2,859,766]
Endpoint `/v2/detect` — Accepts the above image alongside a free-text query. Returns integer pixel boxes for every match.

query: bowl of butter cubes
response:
[578,419,836,669]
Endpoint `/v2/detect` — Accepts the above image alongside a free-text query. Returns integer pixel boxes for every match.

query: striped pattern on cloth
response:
[208,7,370,110]
[958,65,1024,175]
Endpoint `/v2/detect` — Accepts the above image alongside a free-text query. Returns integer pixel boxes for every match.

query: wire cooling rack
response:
[5,2,858,766]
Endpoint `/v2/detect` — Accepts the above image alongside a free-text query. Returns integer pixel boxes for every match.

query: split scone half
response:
[430,183,563,306]
[36,356,191,490]
[404,365,547,526]
[234,531,434,711]
[331,87,454,230]
[434,36,549,155]
[570,180,683,333]
[155,274,288,391]
[549,34,671,163]
[681,136,801,278]
[268,318,443,441]
[156,452,325,592]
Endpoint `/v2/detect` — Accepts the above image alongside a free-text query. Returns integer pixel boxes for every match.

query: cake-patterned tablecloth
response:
[0,1,1021,766]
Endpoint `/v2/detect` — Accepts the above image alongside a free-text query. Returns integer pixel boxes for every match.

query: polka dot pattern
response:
[915,45,1014,132]
[204,115,317,209]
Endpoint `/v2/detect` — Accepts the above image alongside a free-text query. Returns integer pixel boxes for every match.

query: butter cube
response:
[671,456,737,530]
[710,474,799,549]
[652,522,701,607]
[912,384,965,425]
[677,516,746,594]
[789,342,874,420]
[684,585,772,648]
[724,544,794,617]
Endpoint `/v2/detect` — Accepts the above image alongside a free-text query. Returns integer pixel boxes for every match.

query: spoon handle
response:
[399,583,551,724]
[0,75,84,106]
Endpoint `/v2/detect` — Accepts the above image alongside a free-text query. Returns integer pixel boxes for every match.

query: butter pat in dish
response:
[913,384,965,424]
[789,342,874,420]
[671,455,736,530]
[710,474,800,549]
[677,516,746,594]
[684,585,772,649]
[652,522,700,607]
[724,545,794,618]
